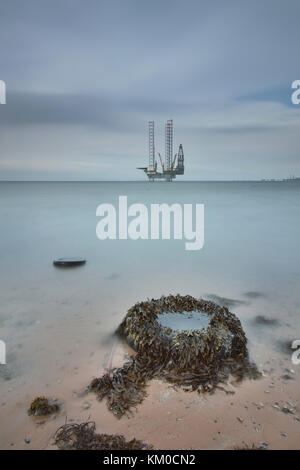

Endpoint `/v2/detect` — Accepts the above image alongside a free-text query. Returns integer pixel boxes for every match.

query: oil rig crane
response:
[137,120,185,181]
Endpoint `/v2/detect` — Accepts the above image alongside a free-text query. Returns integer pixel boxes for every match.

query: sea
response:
[0,180,299,447]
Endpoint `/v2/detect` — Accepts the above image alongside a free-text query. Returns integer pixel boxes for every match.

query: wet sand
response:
[0,336,299,450]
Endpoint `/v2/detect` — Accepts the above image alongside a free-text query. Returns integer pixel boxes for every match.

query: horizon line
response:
[0,178,297,183]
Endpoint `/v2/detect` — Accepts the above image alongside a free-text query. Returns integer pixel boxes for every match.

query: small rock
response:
[280,432,288,437]
[24,437,30,444]
[237,417,244,423]
[258,442,268,450]
[281,407,293,414]
[281,374,294,380]
[36,421,46,426]
[82,402,91,410]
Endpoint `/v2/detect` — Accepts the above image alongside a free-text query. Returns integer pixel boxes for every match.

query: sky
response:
[0,0,300,180]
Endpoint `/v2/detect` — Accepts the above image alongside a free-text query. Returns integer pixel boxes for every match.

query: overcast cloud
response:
[0,0,300,180]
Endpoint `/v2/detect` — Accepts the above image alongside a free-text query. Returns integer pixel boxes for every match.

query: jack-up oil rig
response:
[137,120,184,181]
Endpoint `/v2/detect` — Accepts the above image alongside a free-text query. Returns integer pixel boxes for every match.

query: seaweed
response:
[89,295,260,418]
[234,443,268,450]
[28,397,60,416]
[54,421,152,450]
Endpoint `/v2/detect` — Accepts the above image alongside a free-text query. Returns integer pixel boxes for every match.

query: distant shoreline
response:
[0,179,299,183]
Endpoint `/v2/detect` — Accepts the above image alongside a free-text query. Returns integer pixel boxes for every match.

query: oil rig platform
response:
[137,120,184,181]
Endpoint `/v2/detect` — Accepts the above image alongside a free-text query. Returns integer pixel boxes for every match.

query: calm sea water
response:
[0,181,299,388]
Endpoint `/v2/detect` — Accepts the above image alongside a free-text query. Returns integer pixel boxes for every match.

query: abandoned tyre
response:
[119,294,248,366]
[90,294,259,418]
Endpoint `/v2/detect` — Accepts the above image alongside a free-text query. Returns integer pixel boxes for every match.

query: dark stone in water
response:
[206,294,248,309]
[254,315,279,326]
[277,339,294,355]
[244,291,266,299]
[53,258,86,267]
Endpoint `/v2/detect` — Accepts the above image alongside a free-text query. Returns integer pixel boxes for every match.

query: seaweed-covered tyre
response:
[90,295,259,418]
[119,294,248,366]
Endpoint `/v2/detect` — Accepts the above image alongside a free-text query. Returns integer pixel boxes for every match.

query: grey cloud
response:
[0,92,124,129]
[0,0,300,179]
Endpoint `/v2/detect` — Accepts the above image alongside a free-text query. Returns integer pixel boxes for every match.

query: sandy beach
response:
[0,332,299,450]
